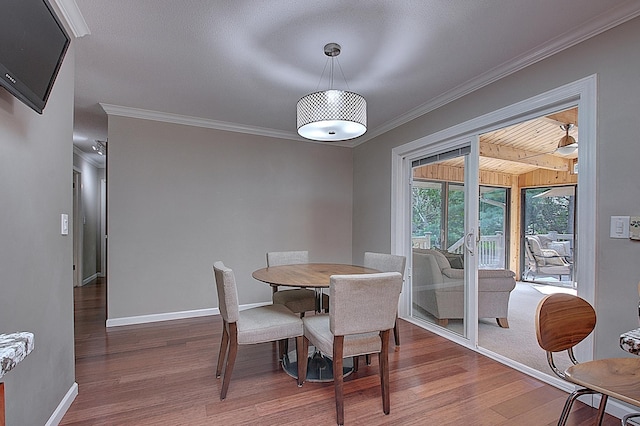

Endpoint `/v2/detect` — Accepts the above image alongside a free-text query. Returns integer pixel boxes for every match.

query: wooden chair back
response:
[535,293,596,353]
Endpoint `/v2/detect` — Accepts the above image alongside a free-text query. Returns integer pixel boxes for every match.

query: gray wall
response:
[0,48,75,424]
[107,117,353,320]
[353,17,640,360]
[73,153,103,281]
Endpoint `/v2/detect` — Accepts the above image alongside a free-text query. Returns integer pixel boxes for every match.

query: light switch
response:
[61,214,69,235]
[610,216,630,238]
[631,217,640,240]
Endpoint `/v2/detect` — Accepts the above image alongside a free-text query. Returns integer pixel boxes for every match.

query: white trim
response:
[104,302,271,328]
[73,146,103,168]
[106,308,219,327]
[100,103,303,142]
[81,273,98,286]
[52,0,90,38]
[45,382,78,426]
[354,3,640,147]
[99,103,363,147]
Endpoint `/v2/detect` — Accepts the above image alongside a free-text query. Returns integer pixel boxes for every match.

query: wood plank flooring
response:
[61,279,621,425]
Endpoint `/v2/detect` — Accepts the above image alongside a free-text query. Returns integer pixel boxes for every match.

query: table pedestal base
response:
[282,346,353,383]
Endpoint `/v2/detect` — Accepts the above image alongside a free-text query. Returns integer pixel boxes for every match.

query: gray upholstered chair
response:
[299,272,403,425]
[268,250,328,314]
[213,261,305,400]
[364,252,406,346]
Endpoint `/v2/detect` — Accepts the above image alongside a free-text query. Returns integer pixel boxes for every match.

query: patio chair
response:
[524,235,572,281]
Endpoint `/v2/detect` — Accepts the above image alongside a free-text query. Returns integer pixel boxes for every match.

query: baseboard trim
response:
[105,302,271,328]
[46,382,78,426]
[81,273,98,286]
[106,308,219,327]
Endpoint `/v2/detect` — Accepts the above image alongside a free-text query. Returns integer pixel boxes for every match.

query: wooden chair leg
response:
[379,330,391,415]
[594,394,608,426]
[333,335,345,426]
[496,318,509,328]
[216,321,229,378]
[299,336,309,386]
[393,317,400,346]
[296,336,306,387]
[220,323,238,400]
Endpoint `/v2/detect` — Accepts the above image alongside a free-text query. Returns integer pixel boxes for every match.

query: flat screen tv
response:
[0,0,71,114]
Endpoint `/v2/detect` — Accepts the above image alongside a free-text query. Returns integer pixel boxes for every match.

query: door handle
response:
[465,231,475,256]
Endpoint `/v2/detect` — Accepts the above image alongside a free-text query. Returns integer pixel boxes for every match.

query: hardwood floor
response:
[61,279,621,425]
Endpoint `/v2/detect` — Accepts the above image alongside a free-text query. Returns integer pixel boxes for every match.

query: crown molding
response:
[100,103,305,141]
[352,1,640,147]
[52,0,90,38]
[73,146,103,168]
[99,103,357,147]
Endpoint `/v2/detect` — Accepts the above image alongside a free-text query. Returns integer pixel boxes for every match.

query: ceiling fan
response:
[555,123,578,155]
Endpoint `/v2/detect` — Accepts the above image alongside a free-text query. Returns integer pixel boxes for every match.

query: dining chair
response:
[267,250,328,314]
[299,272,403,425]
[535,293,640,425]
[363,252,406,346]
[213,261,305,400]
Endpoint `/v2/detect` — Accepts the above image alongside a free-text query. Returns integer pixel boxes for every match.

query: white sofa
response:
[412,249,516,327]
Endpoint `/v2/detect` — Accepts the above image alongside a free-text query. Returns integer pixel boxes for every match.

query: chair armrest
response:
[442,268,464,279]
[539,249,570,266]
[477,269,516,279]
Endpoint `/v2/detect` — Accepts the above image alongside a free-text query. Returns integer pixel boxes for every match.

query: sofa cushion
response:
[434,248,464,269]
[413,248,451,271]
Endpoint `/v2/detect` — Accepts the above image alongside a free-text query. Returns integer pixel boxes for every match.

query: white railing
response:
[433,232,505,269]
[411,232,432,249]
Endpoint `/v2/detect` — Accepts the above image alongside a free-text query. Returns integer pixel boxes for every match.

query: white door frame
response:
[391,75,597,385]
[100,178,107,277]
[72,168,83,287]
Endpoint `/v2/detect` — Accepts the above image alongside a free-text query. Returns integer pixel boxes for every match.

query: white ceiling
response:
[70,0,640,164]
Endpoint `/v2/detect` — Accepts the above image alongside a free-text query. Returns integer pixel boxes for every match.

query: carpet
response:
[478,282,574,374]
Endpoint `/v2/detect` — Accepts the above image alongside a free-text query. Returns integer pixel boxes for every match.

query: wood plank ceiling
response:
[430,107,578,176]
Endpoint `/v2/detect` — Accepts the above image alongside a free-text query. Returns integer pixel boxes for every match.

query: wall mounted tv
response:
[0,0,71,114]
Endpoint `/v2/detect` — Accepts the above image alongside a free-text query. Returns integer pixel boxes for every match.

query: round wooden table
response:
[252,263,379,289]
[252,263,379,382]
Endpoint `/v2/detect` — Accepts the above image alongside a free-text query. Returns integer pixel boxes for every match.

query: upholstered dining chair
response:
[535,293,640,425]
[213,261,305,400]
[267,250,328,314]
[299,272,403,425]
[363,252,406,346]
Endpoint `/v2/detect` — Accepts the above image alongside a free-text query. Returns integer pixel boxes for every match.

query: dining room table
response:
[252,262,379,382]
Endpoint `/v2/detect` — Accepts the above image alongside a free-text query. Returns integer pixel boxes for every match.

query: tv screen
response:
[0,0,70,114]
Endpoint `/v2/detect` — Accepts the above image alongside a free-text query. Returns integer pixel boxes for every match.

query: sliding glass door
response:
[410,143,479,339]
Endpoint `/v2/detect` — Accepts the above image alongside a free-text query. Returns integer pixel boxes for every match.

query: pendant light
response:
[296,43,367,142]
